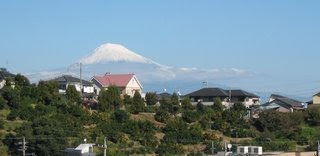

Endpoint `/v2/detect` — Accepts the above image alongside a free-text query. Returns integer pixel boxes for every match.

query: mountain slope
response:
[78,43,155,65]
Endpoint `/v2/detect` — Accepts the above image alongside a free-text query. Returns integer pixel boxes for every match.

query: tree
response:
[1,87,20,109]
[255,110,302,138]
[145,92,158,106]
[112,110,130,123]
[170,93,181,116]
[181,98,194,111]
[163,118,203,144]
[66,85,81,104]
[123,94,132,109]
[130,92,145,114]
[196,102,205,113]
[182,110,199,123]
[212,97,224,112]
[98,85,122,111]
[0,95,7,109]
[37,80,60,105]
[14,74,30,87]
[155,109,170,123]
[306,107,320,125]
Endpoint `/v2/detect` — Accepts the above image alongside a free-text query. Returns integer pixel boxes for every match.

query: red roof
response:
[93,74,135,87]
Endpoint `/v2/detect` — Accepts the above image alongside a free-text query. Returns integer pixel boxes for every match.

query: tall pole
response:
[22,137,26,156]
[104,137,107,156]
[211,141,215,155]
[317,140,320,156]
[229,89,232,108]
[80,62,83,97]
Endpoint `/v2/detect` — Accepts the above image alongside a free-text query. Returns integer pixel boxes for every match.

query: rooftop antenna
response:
[203,80,208,88]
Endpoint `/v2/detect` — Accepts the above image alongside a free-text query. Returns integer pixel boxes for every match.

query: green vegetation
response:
[0,74,320,155]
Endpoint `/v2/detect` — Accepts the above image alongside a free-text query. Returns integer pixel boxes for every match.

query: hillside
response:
[0,74,320,155]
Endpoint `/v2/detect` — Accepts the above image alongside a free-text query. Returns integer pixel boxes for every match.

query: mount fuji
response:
[26,43,253,94]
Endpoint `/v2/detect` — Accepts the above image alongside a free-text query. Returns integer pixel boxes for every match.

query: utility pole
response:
[18,137,27,156]
[103,137,107,156]
[80,62,83,97]
[224,142,227,152]
[211,141,215,155]
[229,89,232,108]
[317,140,320,156]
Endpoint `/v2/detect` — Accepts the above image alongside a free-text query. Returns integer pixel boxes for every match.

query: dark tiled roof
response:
[52,75,92,85]
[264,94,304,109]
[313,92,320,97]
[0,68,15,80]
[228,90,260,98]
[186,88,228,97]
[186,88,260,98]
[270,94,286,100]
[157,92,172,99]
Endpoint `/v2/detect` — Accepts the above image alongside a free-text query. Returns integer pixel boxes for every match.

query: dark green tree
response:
[66,85,81,104]
[130,92,145,114]
[123,94,132,109]
[145,92,158,106]
[212,97,224,112]
[98,85,122,111]
[182,110,200,123]
[155,109,170,123]
[37,80,59,105]
[181,97,194,111]
[0,95,7,109]
[170,93,181,116]
[14,74,30,87]
[1,86,20,108]
[306,107,320,125]
[111,110,130,123]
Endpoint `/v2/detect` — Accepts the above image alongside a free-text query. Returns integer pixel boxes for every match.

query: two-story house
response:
[91,73,143,97]
[52,75,95,98]
[186,88,260,108]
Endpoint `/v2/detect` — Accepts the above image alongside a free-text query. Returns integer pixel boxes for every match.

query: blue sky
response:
[0,0,320,98]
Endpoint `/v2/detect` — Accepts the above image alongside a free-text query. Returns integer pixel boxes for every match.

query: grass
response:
[0,109,24,134]
[130,113,165,128]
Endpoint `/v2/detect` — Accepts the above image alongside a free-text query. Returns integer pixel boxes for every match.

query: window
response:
[254,148,259,153]
[59,84,66,90]
[240,148,244,153]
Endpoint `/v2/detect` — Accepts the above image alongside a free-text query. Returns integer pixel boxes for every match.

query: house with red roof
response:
[91,73,143,97]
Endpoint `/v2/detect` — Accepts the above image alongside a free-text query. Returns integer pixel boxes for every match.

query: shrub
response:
[155,109,170,123]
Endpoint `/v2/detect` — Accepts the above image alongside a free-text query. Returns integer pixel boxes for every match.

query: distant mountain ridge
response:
[78,43,159,65]
[25,42,254,94]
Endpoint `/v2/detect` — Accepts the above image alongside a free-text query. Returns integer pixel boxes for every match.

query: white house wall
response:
[124,76,143,97]
[0,80,5,89]
[83,86,94,93]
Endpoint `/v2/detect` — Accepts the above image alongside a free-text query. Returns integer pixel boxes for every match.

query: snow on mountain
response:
[78,43,159,65]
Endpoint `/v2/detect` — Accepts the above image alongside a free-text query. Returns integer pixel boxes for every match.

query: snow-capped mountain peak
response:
[79,43,153,65]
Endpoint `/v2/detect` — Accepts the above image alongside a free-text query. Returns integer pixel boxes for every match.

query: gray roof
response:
[229,90,260,98]
[313,92,320,97]
[262,94,305,109]
[157,92,172,100]
[52,75,92,85]
[186,88,227,97]
[186,88,259,98]
[0,68,15,81]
